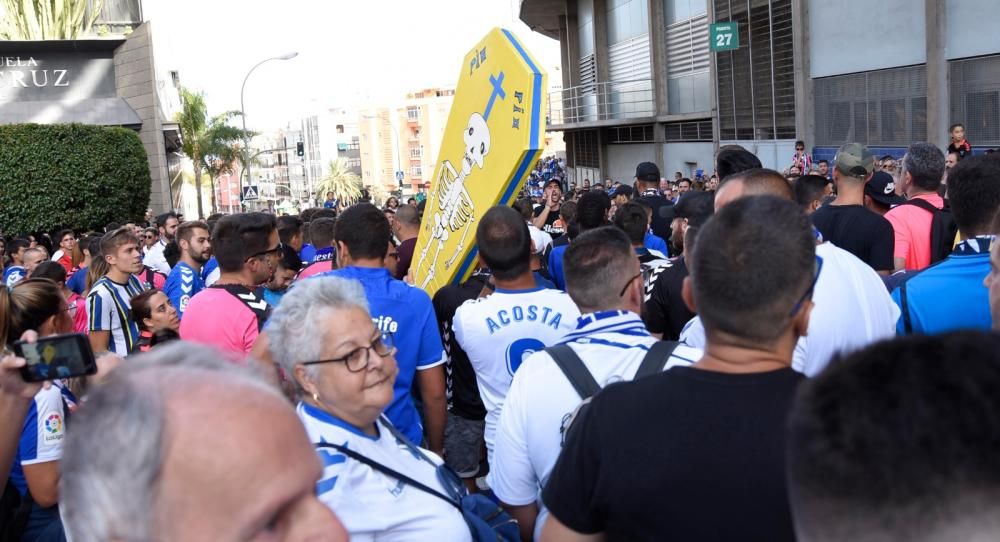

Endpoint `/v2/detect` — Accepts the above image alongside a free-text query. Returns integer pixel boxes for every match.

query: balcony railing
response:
[548,78,655,126]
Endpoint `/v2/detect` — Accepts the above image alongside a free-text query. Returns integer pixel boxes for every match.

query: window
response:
[665,12,709,114]
[411,166,422,178]
[572,129,600,168]
[606,124,655,143]
[664,120,712,141]
[410,148,422,158]
[407,107,420,121]
[714,0,795,141]
[814,65,927,146]
[950,56,1000,146]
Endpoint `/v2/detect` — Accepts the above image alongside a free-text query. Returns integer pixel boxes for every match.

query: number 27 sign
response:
[710,22,739,52]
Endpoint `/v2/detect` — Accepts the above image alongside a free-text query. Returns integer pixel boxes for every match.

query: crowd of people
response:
[1,132,999,541]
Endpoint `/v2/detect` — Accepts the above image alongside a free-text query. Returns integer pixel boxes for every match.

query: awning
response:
[0,97,141,126]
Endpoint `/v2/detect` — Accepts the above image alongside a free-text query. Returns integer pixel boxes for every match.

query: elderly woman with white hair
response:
[267,276,471,541]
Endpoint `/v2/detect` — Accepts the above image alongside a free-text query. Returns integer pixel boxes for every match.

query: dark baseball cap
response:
[635,162,660,182]
[864,171,905,207]
[544,179,562,190]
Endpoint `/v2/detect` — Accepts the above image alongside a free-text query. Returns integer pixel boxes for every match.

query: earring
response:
[312,392,319,403]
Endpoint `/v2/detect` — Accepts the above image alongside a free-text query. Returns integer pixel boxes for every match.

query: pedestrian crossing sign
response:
[410,27,547,296]
[242,185,259,201]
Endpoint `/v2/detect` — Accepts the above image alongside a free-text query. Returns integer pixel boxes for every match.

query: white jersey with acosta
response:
[489,310,700,541]
[680,242,900,376]
[452,286,580,465]
[297,403,468,542]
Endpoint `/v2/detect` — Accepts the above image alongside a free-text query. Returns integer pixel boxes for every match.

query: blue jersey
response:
[164,261,205,319]
[316,266,445,444]
[67,267,88,295]
[644,231,670,257]
[892,237,994,335]
[9,384,74,496]
[4,265,25,287]
[547,245,568,291]
[201,257,219,285]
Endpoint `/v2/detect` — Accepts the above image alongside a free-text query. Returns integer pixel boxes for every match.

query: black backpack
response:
[547,340,680,445]
[902,198,958,264]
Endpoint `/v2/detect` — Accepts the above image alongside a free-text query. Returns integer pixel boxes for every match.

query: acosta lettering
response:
[485,305,563,335]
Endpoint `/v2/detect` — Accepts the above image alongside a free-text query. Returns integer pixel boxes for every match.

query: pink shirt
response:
[179,288,259,358]
[68,292,88,334]
[884,193,945,271]
[297,260,333,280]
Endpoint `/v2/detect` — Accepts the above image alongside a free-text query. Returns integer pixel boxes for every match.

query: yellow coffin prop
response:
[411,27,547,296]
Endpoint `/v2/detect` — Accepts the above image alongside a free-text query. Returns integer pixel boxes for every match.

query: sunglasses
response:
[247,242,283,261]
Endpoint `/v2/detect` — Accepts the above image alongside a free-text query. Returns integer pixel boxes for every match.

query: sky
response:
[144,0,561,131]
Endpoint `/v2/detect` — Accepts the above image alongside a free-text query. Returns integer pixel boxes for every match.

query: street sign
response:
[411,28,547,296]
[242,185,260,201]
[395,170,405,183]
[709,22,740,52]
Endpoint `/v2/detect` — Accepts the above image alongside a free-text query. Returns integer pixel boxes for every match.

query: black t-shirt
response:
[533,205,564,239]
[643,257,693,340]
[543,366,802,541]
[432,273,488,420]
[637,192,674,242]
[811,204,894,271]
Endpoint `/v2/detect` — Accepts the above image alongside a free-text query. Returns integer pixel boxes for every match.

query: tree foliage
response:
[316,159,362,205]
[0,123,150,234]
[0,0,103,40]
[176,87,253,217]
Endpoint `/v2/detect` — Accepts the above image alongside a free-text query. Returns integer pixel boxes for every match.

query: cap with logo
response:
[635,162,661,183]
[864,171,905,207]
[834,143,875,179]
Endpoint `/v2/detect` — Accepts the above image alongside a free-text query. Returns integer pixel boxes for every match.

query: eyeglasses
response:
[795,147,804,151]
[618,272,642,297]
[789,255,824,317]
[300,332,396,373]
[144,235,155,240]
[248,242,283,261]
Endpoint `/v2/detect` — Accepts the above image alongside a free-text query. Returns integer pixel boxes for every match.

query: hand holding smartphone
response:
[14,333,97,383]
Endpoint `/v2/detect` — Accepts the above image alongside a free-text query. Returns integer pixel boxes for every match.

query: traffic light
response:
[296,141,304,157]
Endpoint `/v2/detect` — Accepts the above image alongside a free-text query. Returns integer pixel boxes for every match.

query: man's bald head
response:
[61,343,347,541]
[716,168,794,210]
[394,204,420,229]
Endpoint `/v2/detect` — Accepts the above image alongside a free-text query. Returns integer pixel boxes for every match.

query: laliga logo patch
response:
[43,412,64,443]
[884,182,896,195]
[180,295,190,312]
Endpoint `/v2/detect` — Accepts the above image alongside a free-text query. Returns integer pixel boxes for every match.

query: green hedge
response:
[0,123,151,234]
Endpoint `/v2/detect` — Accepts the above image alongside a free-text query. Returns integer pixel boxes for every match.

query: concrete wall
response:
[808,0,925,78]
[114,22,172,214]
[607,142,656,182]
[945,0,1000,60]
[662,142,713,178]
[721,139,797,172]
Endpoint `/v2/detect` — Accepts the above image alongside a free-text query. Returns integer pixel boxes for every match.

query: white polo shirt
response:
[488,310,700,540]
[452,285,580,465]
[680,242,900,376]
[298,403,468,542]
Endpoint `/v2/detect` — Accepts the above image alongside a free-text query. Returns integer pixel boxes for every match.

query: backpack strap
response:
[547,344,601,399]
[902,197,939,214]
[900,279,914,335]
[314,441,459,509]
[635,340,680,379]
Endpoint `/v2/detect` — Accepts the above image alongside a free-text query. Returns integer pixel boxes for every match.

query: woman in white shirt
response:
[267,276,471,542]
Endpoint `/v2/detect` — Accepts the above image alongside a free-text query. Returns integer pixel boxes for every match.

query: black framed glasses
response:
[248,242,283,261]
[618,272,642,297]
[300,332,396,373]
[789,255,824,317]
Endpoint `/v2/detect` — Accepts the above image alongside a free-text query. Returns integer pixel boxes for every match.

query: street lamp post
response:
[239,51,298,210]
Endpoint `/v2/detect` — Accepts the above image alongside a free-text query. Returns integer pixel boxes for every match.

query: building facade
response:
[520,0,1000,180]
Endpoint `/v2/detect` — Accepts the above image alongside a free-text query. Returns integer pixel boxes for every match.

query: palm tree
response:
[0,0,102,40]
[176,88,253,217]
[316,159,363,206]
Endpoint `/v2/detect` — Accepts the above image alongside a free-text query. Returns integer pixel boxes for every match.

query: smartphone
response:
[14,333,97,383]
